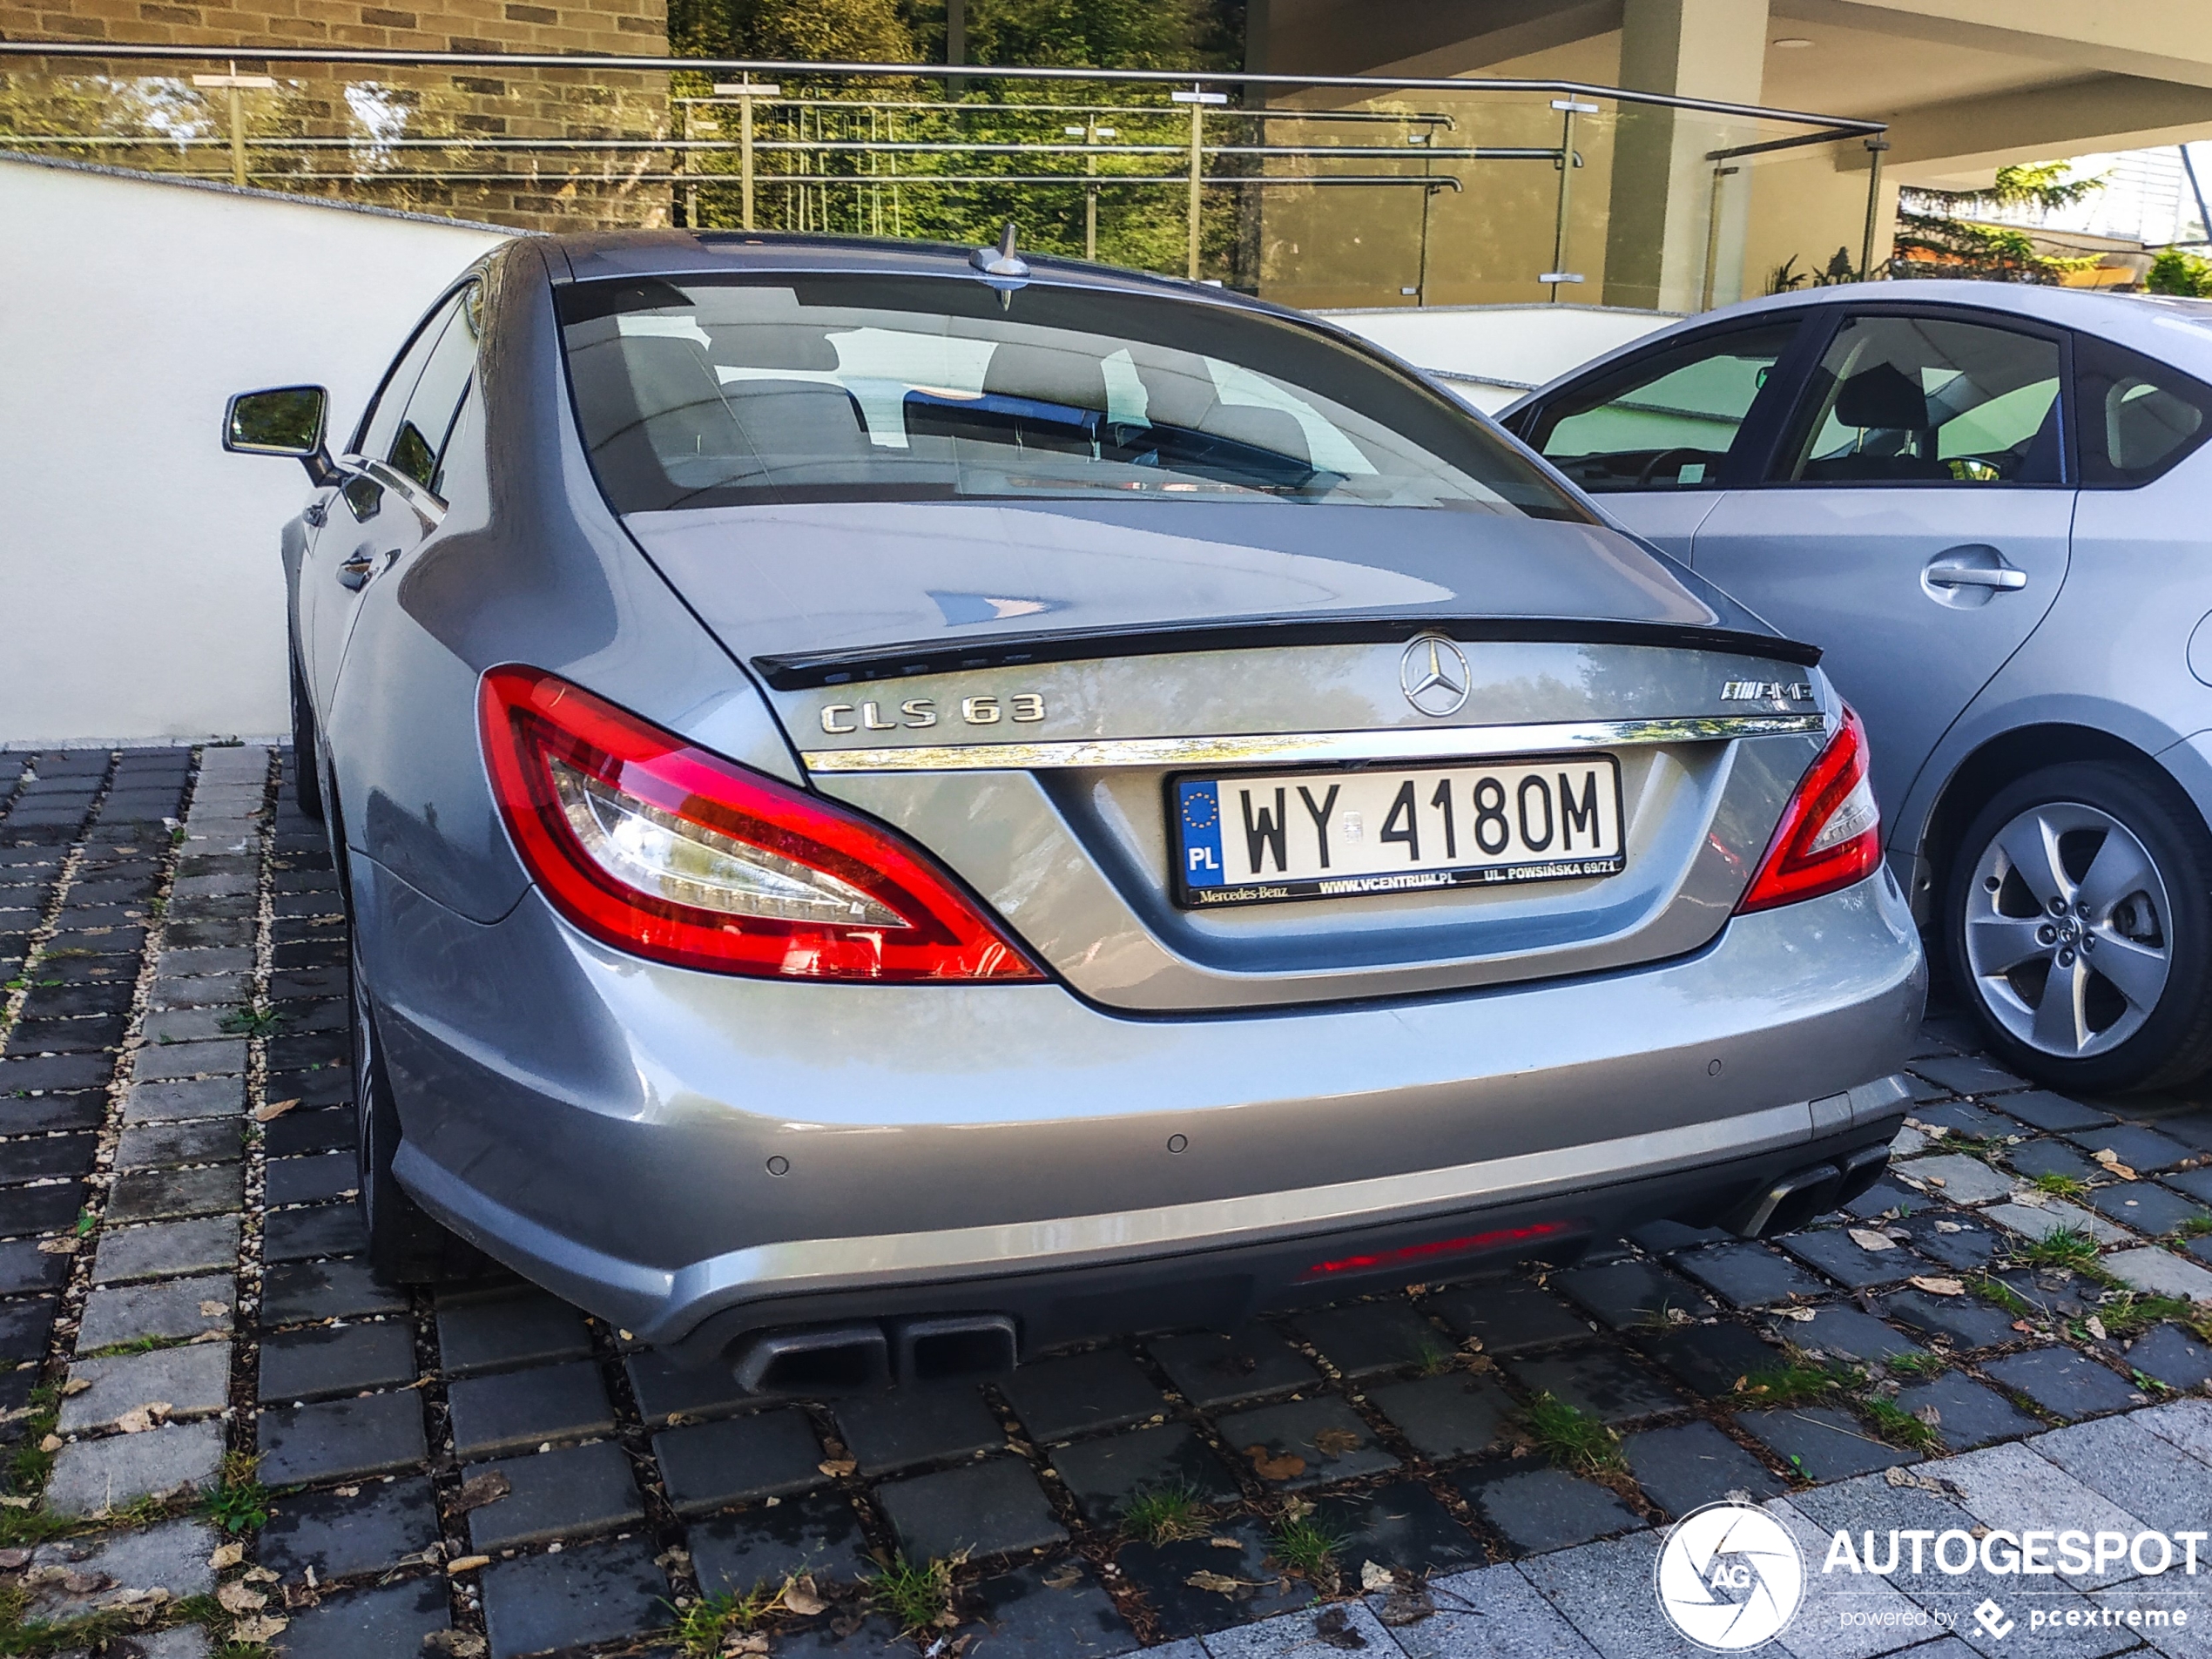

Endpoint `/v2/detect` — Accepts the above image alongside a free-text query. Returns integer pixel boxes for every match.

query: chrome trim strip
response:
[800,712,1826,772]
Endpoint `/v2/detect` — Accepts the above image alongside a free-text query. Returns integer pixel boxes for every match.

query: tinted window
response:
[356,288,468,466]
[1522,322,1796,493]
[2074,334,2212,485]
[558,274,1588,520]
[1777,314,2063,485]
[388,284,482,493]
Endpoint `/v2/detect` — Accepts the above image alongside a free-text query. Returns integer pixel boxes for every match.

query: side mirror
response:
[224,386,339,484]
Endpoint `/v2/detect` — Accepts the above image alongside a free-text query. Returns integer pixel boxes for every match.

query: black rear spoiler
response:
[752,615,1820,691]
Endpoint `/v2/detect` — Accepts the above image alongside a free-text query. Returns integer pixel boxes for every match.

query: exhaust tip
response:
[1730,1160,1846,1239]
[731,1323,891,1395]
[892,1314,1018,1383]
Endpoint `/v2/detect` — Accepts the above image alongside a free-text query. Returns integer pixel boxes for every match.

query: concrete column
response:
[1602,0,1770,311]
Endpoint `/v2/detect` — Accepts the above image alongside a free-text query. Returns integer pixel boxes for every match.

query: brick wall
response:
[0,0,671,229]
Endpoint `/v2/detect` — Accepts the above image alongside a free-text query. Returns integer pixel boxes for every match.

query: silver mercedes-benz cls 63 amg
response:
[221,229,1923,1393]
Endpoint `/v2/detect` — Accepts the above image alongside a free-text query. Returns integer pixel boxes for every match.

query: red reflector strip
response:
[1301,1220,1576,1279]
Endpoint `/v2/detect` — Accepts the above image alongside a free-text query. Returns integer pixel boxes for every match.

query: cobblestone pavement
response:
[5,745,2212,1659]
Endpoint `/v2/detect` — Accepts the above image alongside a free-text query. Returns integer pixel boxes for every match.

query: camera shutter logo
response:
[1654,1502,1806,1650]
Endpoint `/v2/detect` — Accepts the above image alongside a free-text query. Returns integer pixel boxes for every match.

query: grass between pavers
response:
[863,1554,961,1636]
[0,1583,269,1658]
[206,1453,267,1536]
[1517,1390,1625,1475]
[2028,1171,2089,1199]
[1269,1502,1348,1589]
[2015,1226,2103,1274]
[1123,1480,1211,1546]
[1727,1353,1948,1453]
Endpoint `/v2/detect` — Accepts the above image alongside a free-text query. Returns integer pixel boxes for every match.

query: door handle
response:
[1925,553,2027,591]
[336,553,376,590]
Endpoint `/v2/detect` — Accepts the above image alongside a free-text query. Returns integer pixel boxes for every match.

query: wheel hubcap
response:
[1964,800,2173,1059]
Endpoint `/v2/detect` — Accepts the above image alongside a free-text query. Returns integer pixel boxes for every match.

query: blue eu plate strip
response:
[1177,779,1224,887]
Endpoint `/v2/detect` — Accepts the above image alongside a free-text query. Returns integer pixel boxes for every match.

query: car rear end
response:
[369,241,1925,1386]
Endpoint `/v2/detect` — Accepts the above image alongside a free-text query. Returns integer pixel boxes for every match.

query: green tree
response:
[2147,247,2212,297]
[1891,160,2105,284]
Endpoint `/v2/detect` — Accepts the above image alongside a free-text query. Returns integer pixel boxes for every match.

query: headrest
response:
[705,323,841,372]
[983,341,1109,410]
[1833,362,1931,431]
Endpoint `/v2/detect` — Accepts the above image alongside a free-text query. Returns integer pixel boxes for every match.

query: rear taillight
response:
[479,666,1042,981]
[1736,705,1882,914]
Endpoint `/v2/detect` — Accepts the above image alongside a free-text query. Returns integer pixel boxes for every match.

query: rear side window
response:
[2073,334,2212,486]
[556,273,1589,520]
[1521,321,1797,493]
[388,284,482,495]
[1776,314,2063,485]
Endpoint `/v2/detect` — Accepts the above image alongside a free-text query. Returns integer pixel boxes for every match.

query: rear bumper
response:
[360,859,1925,1354]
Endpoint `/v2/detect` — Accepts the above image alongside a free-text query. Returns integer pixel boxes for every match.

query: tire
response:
[288,640,324,822]
[352,945,478,1285]
[1943,759,2212,1094]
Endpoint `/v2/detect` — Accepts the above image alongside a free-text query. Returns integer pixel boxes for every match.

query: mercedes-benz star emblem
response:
[1399,633,1471,718]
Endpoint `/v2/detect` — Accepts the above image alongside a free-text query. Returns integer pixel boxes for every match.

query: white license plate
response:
[1172,756,1625,907]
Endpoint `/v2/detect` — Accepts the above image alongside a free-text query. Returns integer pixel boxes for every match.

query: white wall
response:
[1319,303,1678,412]
[0,157,507,747]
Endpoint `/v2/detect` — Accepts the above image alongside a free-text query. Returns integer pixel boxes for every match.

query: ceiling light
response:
[1771,36,1813,47]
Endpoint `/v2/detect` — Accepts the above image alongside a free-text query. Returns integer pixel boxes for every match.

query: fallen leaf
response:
[1909,1276,1966,1297]
[37,1433,60,1453]
[334,1486,359,1498]
[254,1097,300,1123]
[445,1554,492,1575]
[2013,1188,2050,1208]
[1185,1570,1253,1595]
[2012,1320,2035,1333]
[217,1581,267,1614]
[1773,1306,1817,1323]
[1912,1405,1942,1427]
[1925,1175,1947,1188]
[1312,1606,1368,1650]
[727,1636,771,1656]
[2087,1315,2109,1340]
[422,1632,489,1657]
[60,1378,91,1397]
[231,1615,289,1642]
[244,1565,279,1584]
[1360,1560,1395,1592]
[1312,1427,1363,1458]
[1244,1444,1306,1480]
[1933,1220,1964,1233]
[0,1496,32,1509]
[1040,1562,1084,1591]
[783,1574,828,1616]
[1847,1228,1898,1253]
[35,1238,77,1255]
[453,1470,511,1514]
[1209,1536,1244,1549]
[1374,1588,1436,1628]
[818,1459,857,1478]
[114,1402,172,1434]
[198,1301,227,1318]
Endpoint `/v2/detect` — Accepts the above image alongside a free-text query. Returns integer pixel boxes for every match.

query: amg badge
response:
[1720,679,1814,703]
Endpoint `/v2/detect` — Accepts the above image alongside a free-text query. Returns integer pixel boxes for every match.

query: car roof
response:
[1503,278,2212,411]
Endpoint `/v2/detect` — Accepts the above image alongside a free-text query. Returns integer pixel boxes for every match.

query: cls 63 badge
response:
[820,693,1046,734]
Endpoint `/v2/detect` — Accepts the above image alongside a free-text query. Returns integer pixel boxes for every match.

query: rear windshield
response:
[557,273,1588,520]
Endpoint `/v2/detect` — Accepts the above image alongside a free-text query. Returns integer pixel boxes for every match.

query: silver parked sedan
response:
[221,232,1921,1391]
[1502,282,2212,1096]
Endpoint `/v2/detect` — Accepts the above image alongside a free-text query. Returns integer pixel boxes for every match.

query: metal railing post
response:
[1700,163,1739,309]
[1171,84,1225,280]
[192,61,274,187]
[681,98,694,226]
[1859,136,1890,280]
[1542,98,1596,301]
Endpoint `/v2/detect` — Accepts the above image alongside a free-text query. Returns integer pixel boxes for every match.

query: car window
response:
[556,274,1591,520]
[1520,321,1797,493]
[1777,314,2063,485]
[355,288,469,469]
[2073,334,2212,486]
[388,283,482,494]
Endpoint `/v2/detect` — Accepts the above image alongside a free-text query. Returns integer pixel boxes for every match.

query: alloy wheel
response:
[1962,800,2173,1060]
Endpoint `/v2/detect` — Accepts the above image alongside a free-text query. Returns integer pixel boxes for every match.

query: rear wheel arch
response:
[1914,723,2195,915]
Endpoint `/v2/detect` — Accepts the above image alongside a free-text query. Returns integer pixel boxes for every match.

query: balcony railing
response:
[0,43,1887,311]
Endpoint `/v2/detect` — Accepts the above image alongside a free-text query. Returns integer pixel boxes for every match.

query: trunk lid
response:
[625,499,1831,1011]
